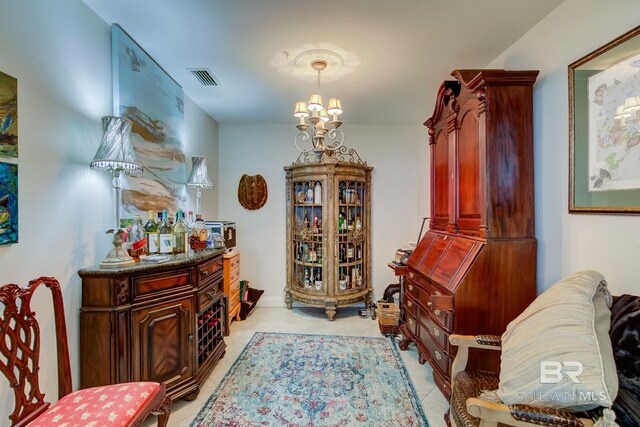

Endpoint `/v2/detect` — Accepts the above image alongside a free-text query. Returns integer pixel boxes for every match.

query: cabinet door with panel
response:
[131,296,194,392]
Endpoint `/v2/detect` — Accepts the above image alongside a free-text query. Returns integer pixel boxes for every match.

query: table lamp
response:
[186,156,213,215]
[90,115,143,267]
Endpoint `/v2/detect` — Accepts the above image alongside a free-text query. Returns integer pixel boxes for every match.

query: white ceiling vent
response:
[188,68,220,86]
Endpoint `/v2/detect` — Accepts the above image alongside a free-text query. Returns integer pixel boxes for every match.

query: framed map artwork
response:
[570,25,640,214]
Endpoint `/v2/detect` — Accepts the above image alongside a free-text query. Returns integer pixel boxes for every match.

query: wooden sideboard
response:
[78,248,226,401]
[223,251,241,335]
[400,69,538,399]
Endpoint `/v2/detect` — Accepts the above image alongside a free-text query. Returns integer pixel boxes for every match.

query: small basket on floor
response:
[377,303,400,335]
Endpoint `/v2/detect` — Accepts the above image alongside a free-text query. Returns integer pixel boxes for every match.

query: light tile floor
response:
[151,306,449,427]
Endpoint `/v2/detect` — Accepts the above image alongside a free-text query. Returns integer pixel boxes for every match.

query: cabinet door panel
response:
[433,130,449,230]
[132,297,194,390]
[457,110,481,228]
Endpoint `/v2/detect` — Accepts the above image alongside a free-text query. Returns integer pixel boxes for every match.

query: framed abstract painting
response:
[0,162,18,245]
[0,70,18,158]
[112,24,186,217]
[569,25,640,214]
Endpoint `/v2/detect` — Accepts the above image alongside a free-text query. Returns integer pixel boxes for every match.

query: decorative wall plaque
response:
[238,174,267,210]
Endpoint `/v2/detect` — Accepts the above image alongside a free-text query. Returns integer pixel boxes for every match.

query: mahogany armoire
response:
[399,69,539,398]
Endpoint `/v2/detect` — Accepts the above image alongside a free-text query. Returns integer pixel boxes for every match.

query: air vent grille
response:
[188,68,220,86]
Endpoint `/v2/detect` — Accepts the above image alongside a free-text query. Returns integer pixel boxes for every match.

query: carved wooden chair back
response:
[0,276,71,426]
[0,277,170,427]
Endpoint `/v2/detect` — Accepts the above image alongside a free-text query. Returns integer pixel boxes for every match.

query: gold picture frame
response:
[569,25,640,214]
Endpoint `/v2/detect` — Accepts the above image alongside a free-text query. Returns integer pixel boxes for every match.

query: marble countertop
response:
[78,248,225,276]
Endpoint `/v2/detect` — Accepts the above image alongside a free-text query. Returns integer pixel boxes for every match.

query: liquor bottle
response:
[347,214,354,230]
[304,268,310,288]
[145,210,159,255]
[303,243,309,262]
[314,268,322,290]
[356,244,362,261]
[339,244,346,262]
[313,216,319,232]
[195,214,208,242]
[339,268,347,290]
[310,244,317,262]
[317,245,323,263]
[158,210,174,254]
[173,210,187,254]
[306,186,313,203]
[338,212,344,231]
[297,242,303,261]
[128,215,146,261]
[347,243,354,259]
[303,212,310,228]
[156,211,162,225]
[314,182,322,203]
[355,214,362,229]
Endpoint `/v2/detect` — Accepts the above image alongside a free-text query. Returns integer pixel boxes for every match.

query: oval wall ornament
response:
[238,174,268,210]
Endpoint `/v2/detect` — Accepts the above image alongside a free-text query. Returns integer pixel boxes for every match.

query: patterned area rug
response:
[191,332,428,426]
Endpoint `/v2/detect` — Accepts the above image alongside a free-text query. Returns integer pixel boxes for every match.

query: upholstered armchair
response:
[448,334,598,427]
[448,291,640,427]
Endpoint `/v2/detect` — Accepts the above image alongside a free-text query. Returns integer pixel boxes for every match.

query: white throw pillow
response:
[496,271,618,411]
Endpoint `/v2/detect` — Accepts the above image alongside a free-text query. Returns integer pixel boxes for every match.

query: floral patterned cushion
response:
[29,382,161,427]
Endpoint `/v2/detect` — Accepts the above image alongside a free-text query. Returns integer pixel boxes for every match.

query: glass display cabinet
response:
[284,153,373,320]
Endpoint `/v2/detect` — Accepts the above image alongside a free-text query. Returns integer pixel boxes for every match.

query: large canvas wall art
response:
[112,24,186,217]
[0,162,18,245]
[0,70,18,158]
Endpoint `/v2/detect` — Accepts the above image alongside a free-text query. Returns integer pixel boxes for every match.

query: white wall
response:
[0,1,218,422]
[488,0,640,295]
[218,123,428,307]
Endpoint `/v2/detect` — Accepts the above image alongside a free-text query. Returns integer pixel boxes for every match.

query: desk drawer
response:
[423,312,450,354]
[418,324,451,377]
[197,285,222,313]
[133,269,193,301]
[198,257,223,285]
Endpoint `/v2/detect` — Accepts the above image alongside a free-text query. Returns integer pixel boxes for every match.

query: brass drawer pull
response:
[409,272,414,279]
[408,284,414,292]
[433,327,440,338]
[407,300,413,308]
[434,350,442,361]
[408,318,414,327]
[202,270,209,277]
[206,291,215,298]
[435,309,441,316]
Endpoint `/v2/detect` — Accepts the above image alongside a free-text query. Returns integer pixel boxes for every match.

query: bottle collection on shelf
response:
[293,181,365,291]
[122,209,213,262]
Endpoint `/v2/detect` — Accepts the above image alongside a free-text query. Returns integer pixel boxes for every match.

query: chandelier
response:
[293,53,344,159]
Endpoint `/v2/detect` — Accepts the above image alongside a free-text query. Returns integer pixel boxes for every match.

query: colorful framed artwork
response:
[0,70,18,158]
[112,24,186,217]
[0,162,18,245]
[569,25,640,214]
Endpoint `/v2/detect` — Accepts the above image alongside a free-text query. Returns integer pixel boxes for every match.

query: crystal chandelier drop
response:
[293,57,344,159]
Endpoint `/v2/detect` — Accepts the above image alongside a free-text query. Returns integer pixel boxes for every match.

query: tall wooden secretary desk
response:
[399,69,539,399]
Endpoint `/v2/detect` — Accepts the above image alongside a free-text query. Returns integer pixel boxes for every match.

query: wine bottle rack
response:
[197,292,224,367]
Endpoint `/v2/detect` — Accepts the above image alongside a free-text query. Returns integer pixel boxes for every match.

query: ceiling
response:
[82,0,563,126]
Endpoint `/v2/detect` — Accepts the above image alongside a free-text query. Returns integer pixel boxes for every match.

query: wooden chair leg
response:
[154,395,172,427]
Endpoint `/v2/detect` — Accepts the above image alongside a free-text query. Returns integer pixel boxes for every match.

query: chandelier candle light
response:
[294,54,345,160]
